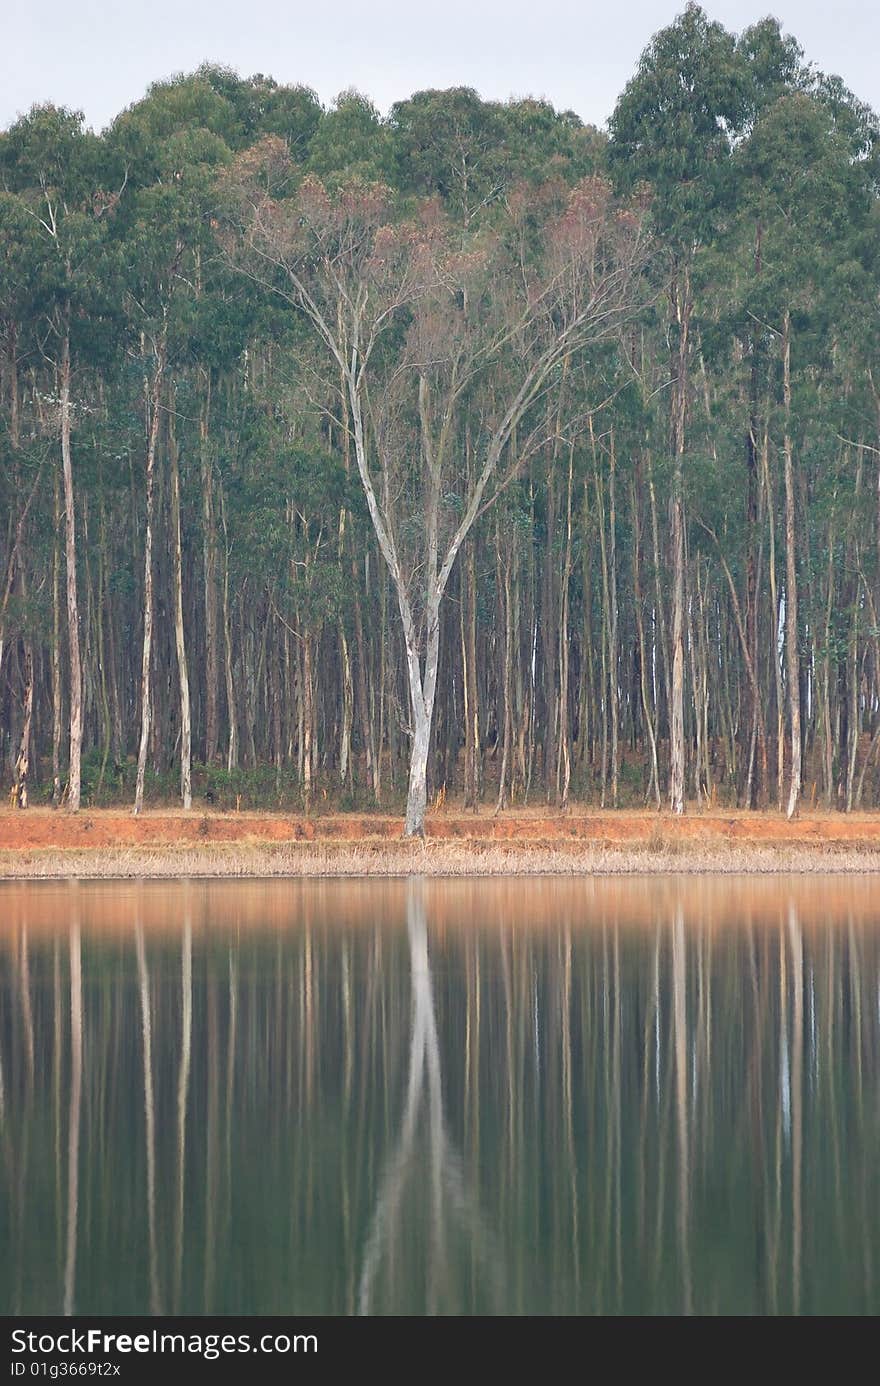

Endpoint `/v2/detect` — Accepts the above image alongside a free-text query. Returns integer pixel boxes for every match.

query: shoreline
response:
[1,807,879,878]
[4,840,880,879]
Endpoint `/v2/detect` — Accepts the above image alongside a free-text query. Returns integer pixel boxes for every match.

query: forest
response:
[1,3,879,834]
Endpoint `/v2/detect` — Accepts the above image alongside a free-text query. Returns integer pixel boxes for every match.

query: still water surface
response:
[2,875,880,1316]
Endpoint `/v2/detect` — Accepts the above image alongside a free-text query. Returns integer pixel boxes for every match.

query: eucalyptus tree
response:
[734,87,878,816]
[609,3,747,812]
[390,88,604,229]
[389,87,509,227]
[0,106,118,810]
[121,120,232,813]
[193,65,322,155]
[306,90,391,182]
[0,193,42,697]
[688,20,809,807]
[231,153,646,832]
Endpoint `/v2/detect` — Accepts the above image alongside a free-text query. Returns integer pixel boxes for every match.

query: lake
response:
[2,875,879,1316]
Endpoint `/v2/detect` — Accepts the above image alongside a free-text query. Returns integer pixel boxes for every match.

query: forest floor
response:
[1,805,880,876]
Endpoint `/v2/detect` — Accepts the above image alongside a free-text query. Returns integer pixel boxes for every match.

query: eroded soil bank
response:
[1,806,879,876]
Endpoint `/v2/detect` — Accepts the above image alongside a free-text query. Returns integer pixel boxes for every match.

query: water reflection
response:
[358,881,502,1315]
[2,876,880,1316]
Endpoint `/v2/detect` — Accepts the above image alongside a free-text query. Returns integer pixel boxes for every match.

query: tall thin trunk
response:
[463,539,480,809]
[595,459,610,808]
[52,477,63,806]
[60,325,83,811]
[669,271,691,815]
[199,375,219,765]
[557,442,575,809]
[648,455,670,742]
[822,526,835,806]
[845,455,863,812]
[339,624,353,786]
[95,500,112,798]
[543,434,559,803]
[302,629,313,808]
[495,521,513,814]
[745,220,763,806]
[608,432,620,808]
[783,311,801,820]
[762,427,785,811]
[353,582,377,802]
[169,402,192,809]
[133,326,166,815]
[632,469,661,807]
[219,478,238,772]
[13,616,33,808]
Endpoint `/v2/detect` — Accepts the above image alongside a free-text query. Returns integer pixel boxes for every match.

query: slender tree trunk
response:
[744,220,763,806]
[52,476,63,806]
[199,376,219,765]
[596,460,610,808]
[134,327,166,815]
[352,580,377,801]
[169,403,192,809]
[60,326,83,811]
[460,565,473,808]
[542,434,559,803]
[219,479,238,772]
[647,457,670,739]
[557,443,575,809]
[761,427,785,810]
[339,624,353,786]
[495,522,513,814]
[822,527,835,806]
[13,624,33,808]
[845,456,863,813]
[302,629,313,808]
[782,311,801,820]
[95,501,112,798]
[464,539,480,809]
[632,469,661,807]
[608,432,620,807]
[669,273,691,815]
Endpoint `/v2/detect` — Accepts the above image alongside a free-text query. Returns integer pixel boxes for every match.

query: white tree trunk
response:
[669,275,690,816]
[170,423,192,809]
[52,480,63,805]
[401,602,440,838]
[13,636,33,808]
[405,710,431,837]
[783,312,801,820]
[134,333,165,816]
[60,330,83,811]
[670,488,686,814]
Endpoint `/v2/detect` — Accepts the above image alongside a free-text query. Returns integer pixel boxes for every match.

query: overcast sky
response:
[4,1,879,132]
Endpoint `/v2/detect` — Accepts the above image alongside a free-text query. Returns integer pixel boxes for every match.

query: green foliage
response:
[1,26,880,815]
[608,2,748,245]
[307,90,390,182]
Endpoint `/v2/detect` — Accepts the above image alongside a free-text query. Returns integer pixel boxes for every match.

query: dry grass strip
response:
[4,837,880,878]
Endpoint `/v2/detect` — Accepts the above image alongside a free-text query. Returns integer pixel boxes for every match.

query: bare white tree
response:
[230,149,647,833]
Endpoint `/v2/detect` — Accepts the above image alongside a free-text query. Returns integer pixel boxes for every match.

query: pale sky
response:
[4,0,878,132]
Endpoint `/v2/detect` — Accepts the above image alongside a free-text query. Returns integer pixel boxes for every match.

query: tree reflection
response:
[1,878,880,1315]
[63,906,81,1316]
[358,879,503,1315]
